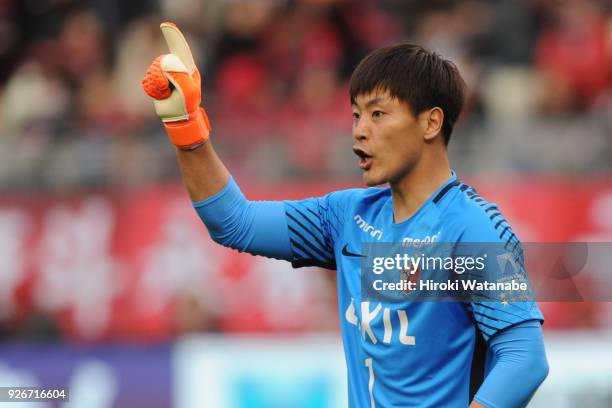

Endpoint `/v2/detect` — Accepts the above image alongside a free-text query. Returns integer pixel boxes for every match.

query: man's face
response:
[352,90,425,186]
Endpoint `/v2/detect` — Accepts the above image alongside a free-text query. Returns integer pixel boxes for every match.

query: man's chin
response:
[362,171,386,187]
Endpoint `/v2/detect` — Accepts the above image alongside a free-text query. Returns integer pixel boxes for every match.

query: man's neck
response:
[390,151,452,224]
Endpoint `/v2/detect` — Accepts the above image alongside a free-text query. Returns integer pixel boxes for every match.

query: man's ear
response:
[421,107,444,142]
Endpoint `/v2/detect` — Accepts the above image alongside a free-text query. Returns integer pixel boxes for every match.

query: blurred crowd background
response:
[1,0,611,334]
[1,0,612,190]
[0,1,612,406]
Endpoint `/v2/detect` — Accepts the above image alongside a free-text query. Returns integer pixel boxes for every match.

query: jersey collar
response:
[388,170,459,226]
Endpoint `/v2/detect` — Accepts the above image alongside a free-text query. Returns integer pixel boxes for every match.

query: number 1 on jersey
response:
[365,357,375,408]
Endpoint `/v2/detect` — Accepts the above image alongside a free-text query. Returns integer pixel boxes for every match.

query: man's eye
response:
[352,112,360,120]
[372,111,384,118]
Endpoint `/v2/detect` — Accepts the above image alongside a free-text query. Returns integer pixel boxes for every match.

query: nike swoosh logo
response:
[342,244,364,258]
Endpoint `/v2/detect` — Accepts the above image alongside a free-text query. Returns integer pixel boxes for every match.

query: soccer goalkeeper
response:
[142,23,548,408]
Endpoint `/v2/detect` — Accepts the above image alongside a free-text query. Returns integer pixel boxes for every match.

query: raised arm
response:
[140,22,289,260]
[140,23,340,266]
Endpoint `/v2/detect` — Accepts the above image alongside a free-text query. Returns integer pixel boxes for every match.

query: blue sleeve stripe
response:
[286,204,320,233]
[510,238,520,248]
[504,233,517,248]
[485,205,499,213]
[289,238,328,263]
[474,302,533,321]
[478,325,495,338]
[307,206,340,238]
[287,226,330,262]
[286,212,329,253]
[290,240,310,259]
[290,238,336,269]
[494,219,506,229]
[473,311,514,325]
[289,206,324,237]
[305,207,319,218]
[317,203,343,235]
[502,231,519,249]
[498,226,511,239]
[489,212,501,220]
[289,238,312,258]
[475,319,502,333]
[290,207,336,250]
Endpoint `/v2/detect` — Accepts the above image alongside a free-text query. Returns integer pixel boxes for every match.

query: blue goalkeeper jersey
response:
[283,173,544,408]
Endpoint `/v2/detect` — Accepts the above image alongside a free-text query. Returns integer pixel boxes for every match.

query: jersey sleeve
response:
[283,190,355,269]
[473,320,549,408]
[193,177,292,260]
[457,206,544,342]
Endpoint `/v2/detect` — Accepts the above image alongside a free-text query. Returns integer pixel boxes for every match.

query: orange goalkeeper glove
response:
[141,22,211,150]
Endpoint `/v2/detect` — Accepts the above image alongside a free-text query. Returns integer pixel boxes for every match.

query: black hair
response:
[349,44,466,144]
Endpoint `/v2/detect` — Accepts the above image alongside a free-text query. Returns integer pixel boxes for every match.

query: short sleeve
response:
[457,207,544,342]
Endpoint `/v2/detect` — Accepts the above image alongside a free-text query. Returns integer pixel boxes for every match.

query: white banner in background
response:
[173,335,348,408]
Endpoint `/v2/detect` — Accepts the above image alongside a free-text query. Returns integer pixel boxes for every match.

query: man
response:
[142,22,548,407]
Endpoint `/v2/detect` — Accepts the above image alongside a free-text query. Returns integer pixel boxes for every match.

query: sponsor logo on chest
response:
[402,230,441,248]
[353,214,383,240]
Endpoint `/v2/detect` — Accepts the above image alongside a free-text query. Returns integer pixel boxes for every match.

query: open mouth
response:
[353,146,373,170]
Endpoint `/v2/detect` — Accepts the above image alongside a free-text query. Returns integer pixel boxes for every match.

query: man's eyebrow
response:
[352,97,389,109]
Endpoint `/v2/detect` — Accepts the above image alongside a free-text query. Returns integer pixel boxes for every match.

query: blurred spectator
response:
[535,0,612,112]
[0,0,609,191]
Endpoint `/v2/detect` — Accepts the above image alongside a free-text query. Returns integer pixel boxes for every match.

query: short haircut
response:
[349,44,466,145]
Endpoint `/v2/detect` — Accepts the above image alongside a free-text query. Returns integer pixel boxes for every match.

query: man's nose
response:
[353,119,370,141]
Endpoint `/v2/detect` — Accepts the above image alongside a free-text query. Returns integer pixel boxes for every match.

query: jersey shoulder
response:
[326,185,390,213]
[443,182,519,247]
[284,186,390,242]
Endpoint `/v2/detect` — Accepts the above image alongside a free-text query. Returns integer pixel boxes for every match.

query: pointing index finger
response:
[160,22,196,74]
